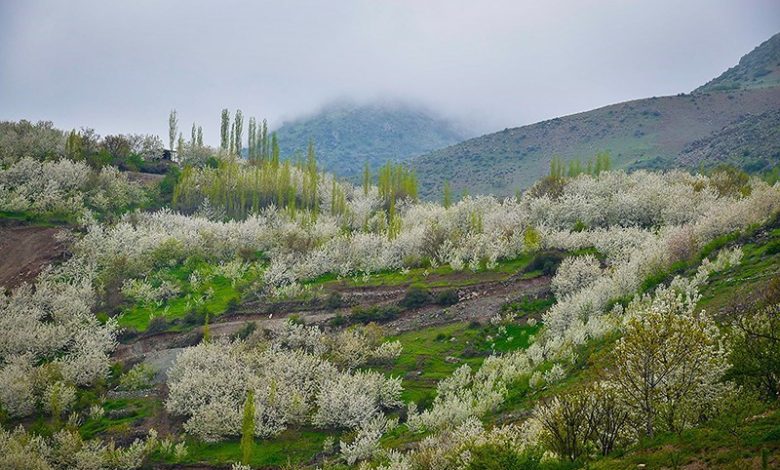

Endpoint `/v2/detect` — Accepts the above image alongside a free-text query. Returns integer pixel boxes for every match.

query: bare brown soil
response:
[0,222,68,289]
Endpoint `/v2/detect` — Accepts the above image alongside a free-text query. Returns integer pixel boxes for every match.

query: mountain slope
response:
[676,109,780,171]
[275,101,468,179]
[412,32,780,199]
[695,32,780,92]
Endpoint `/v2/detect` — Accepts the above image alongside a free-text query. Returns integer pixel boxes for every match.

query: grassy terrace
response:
[386,321,542,405]
[116,250,556,334]
[305,252,542,290]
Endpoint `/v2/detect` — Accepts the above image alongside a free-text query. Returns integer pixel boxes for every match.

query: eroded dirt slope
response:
[0,222,68,289]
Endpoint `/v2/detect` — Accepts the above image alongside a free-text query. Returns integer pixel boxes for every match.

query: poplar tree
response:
[247,117,257,162]
[220,108,230,151]
[240,390,255,464]
[443,180,453,208]
[229,124,235,157]
[191,123,197,148]
[176,132,184,158]
[197,126,203,147]
[234,109,244,156]
[271,132,280,167]
[261,120,269,160]
[168,109,178,151]
[362,162,371,196]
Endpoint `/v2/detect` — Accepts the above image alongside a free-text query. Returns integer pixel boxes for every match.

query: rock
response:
[445,356,461,363]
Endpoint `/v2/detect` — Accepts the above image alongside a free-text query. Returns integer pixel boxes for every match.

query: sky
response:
[1,0,779,145]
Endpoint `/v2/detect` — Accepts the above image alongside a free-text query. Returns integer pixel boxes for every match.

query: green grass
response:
[117,259,260,332]
[697,224,780,313]
[0,209,75,226]
[591,406,780,469]
[176,428,331,468]
[384,321,541,405]
[80,397,159,439]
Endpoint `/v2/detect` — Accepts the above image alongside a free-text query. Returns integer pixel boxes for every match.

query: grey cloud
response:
[1,0,778,145]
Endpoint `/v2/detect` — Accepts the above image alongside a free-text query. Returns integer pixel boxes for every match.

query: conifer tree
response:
[220,108,230,151]
[168,109,178,151]
[240,390,255,464]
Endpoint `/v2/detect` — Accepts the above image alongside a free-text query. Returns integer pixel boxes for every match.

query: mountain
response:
[275,100,469,179]
[411,32,780,199]
[695,32,780,93]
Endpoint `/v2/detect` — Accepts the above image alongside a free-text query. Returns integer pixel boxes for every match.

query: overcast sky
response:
[1,0,778,145]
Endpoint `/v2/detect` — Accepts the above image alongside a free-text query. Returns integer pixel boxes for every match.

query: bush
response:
[350,305,401,324]
[524,251,564,276]
[466,444,543,470]
[434,289,459,306]
[147,316,169,334]
[400,286,432,309]
[232,321,256,341]
[325,292,345,310]
[119,364,156,391]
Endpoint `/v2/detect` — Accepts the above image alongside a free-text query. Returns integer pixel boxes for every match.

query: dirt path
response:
[0,222,68,289]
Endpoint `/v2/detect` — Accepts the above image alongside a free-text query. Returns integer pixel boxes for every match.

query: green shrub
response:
[119,364,156,391]
[232,321,257,341]
[400,286,432,309]
[349,305,401,324]
[524,251,564,276]
[435,289,459,306]
[466,443,543,470]
[146,316,169,334]
[325,292,345,309]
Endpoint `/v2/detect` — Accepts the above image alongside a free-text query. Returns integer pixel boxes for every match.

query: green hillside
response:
[275,101,468,179]
[412,32,780,199]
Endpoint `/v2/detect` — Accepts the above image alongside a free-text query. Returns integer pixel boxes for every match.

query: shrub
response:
[325,291,345,310]
[467,443,542,470]
[232,322,257,341]
[400,286,432,309]
[435,289,459,306]
[350,305,401,324]
[119,364,156,391]
[524,251,564,276]
[147,316,169,334]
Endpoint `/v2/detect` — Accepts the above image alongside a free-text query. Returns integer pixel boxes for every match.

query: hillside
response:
[412,32,780,199]
[695,32,780,92]
[275,100,468,178]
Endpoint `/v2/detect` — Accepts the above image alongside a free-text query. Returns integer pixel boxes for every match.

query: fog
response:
[1,0,778,144]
